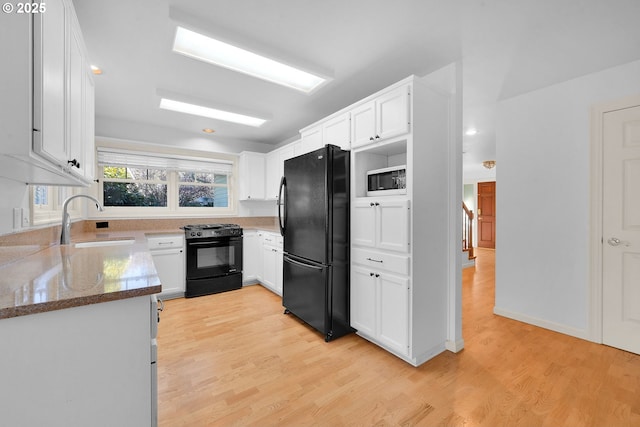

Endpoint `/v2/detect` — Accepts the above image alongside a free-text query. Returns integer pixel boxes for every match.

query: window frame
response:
[30,186,82,226]
[94,145,237,218]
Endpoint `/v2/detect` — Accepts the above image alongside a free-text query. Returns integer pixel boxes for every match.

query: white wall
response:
[0,177,30,235]
[495,59,640,338]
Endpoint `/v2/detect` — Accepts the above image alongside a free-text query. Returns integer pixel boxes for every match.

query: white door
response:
[602,104,640,354]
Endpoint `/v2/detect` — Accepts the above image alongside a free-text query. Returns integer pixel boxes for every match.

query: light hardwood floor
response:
[158,248,640,426]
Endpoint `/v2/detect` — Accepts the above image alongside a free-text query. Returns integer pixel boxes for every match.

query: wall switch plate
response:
[21,209,29,227]
[13,208,22,230]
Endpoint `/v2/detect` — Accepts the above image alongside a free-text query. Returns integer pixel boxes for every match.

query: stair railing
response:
[462,202,475,259]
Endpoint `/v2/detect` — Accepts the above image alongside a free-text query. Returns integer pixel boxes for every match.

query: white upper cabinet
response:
[238,152,265,200]
[322,112,351,150]
[300,126,323,153]
[351,85,410,149]
[265,150,280,200]
[32,0,67,165]
[0,0,95,186]
[351,101,376,149]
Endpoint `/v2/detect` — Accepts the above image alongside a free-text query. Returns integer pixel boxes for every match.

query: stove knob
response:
[197,231,202,237]
[190,232,196,237]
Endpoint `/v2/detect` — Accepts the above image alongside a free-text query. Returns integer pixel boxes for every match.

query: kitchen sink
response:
[74,239,136,248]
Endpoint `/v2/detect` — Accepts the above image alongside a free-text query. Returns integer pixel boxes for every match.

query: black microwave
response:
[367,165,407,196]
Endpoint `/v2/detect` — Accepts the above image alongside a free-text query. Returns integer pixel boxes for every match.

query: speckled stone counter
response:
[0,231,162,319]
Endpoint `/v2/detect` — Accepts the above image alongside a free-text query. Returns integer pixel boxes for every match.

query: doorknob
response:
[607,237,630,247]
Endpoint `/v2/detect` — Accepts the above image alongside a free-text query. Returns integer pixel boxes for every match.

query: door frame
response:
[589,94,640,344]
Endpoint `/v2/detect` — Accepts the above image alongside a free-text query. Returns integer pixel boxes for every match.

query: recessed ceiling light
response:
[202,128,215,134]
[465,128,478,136]
[172,26,328,93]
[90,65,103,75]
[159,98,267,127]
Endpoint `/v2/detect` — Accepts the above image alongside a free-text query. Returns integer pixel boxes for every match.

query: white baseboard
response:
[493,306,591,341]
[445,338,465,353]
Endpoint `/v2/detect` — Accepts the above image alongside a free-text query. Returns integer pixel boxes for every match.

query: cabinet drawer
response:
[352,248,409,276]
[146,234,184,250]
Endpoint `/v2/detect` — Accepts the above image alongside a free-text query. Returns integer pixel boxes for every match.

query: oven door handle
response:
[278,176,287,236]
[187,240,234,247]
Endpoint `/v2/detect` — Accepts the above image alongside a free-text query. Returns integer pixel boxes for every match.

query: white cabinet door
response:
[265,150,280,200]
[323,113,350,150]
[262,244,277,291]
[376,86,410,140]
[352,199,410,252]
[301,126,323,154]
[274,247,283,295]
[239,152,265,200]
[378,273,409,356]
[350,265,377,337]
[32,0,67,166]
[67,19,84,176]
[242,231,261,283]
[377,199,410,253]
[351,200,377,247]
[151,248,185,297]
[82,64,95,180]
[351,101,376,149]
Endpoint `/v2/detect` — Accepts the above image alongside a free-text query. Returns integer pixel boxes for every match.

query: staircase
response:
[462,202,476,268]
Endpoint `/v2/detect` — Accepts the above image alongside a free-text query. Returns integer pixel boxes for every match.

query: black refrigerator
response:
[278,144,352,342]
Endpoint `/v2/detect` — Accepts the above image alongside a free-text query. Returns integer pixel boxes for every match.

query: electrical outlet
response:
[13,208,22,230]
[22,209,29,227]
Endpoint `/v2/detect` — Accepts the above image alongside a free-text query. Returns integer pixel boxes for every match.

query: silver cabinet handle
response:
[366,257,383,263]
[607,237,630,247]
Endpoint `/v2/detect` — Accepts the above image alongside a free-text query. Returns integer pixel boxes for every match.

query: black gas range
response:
[182,224,243,297]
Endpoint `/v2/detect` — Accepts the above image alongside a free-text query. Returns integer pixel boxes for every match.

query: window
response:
[97,147,234,215]
[103,166,168,207]
[30,186,81,225]
[178,172,228,207]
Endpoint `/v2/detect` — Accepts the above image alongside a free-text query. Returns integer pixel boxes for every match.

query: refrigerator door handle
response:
[278,176,287,236]
[284,254,324,270]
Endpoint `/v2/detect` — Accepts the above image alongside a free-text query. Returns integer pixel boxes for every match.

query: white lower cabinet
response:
[146,233,185,299]
[244,230,283,296]
[242,231,261,284]
[351,264,410,358]
[261,232,283,296]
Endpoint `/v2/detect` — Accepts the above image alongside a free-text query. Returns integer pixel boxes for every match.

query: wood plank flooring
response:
[158,248,640,426]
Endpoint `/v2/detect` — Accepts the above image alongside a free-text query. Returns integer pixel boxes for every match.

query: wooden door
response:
[602,104,640,354]
[477,181,496,248]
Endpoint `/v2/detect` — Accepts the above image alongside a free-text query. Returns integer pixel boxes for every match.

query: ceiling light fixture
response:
[482,160,496,169]
[159,98,267,127]
[172,26,328,93]
[90,65,103,75]
[202,128,215,134]
[465,128,478,136]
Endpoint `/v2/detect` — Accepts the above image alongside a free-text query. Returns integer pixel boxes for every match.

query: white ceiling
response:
[73,0,640,180]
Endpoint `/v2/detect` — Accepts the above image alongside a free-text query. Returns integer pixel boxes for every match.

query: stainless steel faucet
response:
[60,194,105,245]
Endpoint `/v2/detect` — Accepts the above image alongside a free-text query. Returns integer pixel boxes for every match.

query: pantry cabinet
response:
[0,0,95,186]
[349,75,451,366]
